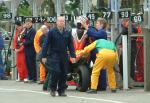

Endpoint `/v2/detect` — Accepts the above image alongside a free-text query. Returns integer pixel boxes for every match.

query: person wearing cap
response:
[34,25,49,84]
[78,39,118,93]
[81,17,107,91]
[41,16,76,97]
[23,19,37,82]
[13,21,28,81]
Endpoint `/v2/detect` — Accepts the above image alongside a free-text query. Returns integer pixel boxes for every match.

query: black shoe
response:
[65,84,68,90]
[111,89,117,93]
[50,90,56,97]
[37,81,44,84]
[97,88,106,91]
[0,76,8,80]
[24,80,35,83]
[86,89,97,94]
[58,92,67,97]
[43,87,47,91]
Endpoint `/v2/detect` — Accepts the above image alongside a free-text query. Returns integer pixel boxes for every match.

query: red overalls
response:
[14,29,28,80]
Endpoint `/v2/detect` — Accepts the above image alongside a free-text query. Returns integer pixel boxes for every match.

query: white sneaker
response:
[24,78,28,82]
[16,79,21,82]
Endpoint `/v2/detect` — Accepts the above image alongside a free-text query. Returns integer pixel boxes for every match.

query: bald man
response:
[41,16,76,97]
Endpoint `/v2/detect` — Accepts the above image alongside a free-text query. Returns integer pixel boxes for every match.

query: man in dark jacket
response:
[42,16,76,97]
[0,31,5,79]
[24,19,36,82]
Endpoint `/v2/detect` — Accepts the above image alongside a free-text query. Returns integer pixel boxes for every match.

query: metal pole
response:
[111,0,119,42]
[148,0,150,29]
[122,34,129,89]
[33,0,37,17]
[110,0,115,41]
[144,0,150,91]
[82,0,88,16]
[10,0,16,80]
[57,0,61,16]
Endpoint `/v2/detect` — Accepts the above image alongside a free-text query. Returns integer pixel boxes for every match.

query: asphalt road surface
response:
[0,80,150,103]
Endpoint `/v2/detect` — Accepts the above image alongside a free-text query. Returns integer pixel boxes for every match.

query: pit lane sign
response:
[60,13,72,21]
[15,16,57,23]
[131,14,143,23]
[86,12,112,20]
[1,13,12,19]
[118,10,131,18]
[102,11,112,19]
[86,13,97,20]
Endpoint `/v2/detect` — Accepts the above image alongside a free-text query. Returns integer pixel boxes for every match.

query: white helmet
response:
[74,16,88,26]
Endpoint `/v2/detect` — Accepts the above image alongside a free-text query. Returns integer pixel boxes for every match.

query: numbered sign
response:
[24,17,34,22]
[60,14,72,21]
[86,13,97,20]
[37,17,46,23]
[131,14,143,23]
[47,16,57,23]
[2,13,12,19]
[15,16,24,22]
[14,16,57,23]
[102,11,112,19]
[118,10,131,18]
[33,17,39,23]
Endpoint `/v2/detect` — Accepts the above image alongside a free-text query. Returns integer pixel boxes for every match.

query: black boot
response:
[86,89,97,94]
[111,89,117,93]
[50,90,56,97]
[58,91,67,97]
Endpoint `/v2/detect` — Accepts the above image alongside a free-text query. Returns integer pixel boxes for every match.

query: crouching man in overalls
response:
[79,39,118,93]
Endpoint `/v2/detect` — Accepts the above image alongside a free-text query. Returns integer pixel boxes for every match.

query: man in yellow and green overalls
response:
[79,39,118,93]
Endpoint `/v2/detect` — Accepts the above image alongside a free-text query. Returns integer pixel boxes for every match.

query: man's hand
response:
[42,58,47,64]
[70,58,76,64]
[81,19,89,30]
[15,49,20,52]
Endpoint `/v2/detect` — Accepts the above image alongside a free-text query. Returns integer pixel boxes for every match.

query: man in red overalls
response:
[14,21,28,81]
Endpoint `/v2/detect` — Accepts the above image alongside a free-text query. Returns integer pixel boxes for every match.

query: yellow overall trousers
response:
[91,49,117,90]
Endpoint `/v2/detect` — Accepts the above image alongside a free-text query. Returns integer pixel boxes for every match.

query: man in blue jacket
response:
[42,16,76,97]
[24,19,36,82]
[81,17,107,91]
[0,31,5,79]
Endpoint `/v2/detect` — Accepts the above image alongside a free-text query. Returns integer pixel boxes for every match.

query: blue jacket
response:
[42,27,75,71]
[24,27,36,56]
[87,26,107,61]
[0,34,4,50]
[87,26,107,40]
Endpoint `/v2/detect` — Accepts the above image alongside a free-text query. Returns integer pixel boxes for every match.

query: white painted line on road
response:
[68,96,125,103]
[0,88,126,103]
[0,88,49,94]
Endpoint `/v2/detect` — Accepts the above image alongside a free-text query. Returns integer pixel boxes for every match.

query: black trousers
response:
[49,61,67,93]
[25,52,37,81]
